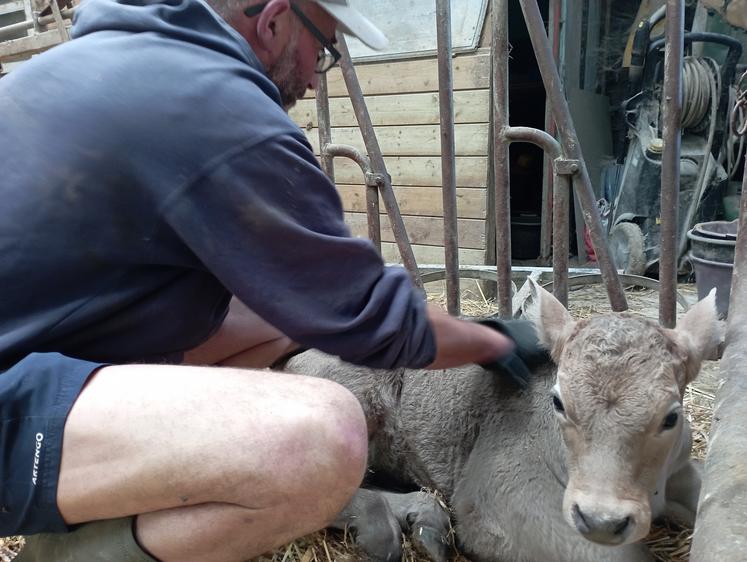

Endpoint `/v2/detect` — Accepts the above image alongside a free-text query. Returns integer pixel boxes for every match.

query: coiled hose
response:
[726,72,747,180]
[681,56,719,131]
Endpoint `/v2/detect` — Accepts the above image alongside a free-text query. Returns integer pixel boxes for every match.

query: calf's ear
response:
[526,278,575,362]
[665,289,723,387]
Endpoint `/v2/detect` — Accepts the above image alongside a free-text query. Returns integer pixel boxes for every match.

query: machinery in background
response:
[605,6,743,276]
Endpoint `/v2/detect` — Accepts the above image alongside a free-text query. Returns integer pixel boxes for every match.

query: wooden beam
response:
[381,242,485,266]
[305,123,489,157]
[337,184,487,219]
[345,212,486,250]
[324,50,491,97]
[332,155,488,188]
[0,28,63,61]
[290,89,489,128]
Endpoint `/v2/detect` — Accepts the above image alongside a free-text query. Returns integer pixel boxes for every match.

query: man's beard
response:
[266,36,309,111]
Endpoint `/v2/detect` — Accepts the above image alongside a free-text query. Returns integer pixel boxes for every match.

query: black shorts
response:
[0,353,103,536]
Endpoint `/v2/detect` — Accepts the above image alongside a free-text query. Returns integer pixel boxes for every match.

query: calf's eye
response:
[661,411,679,430]
[552,395,565,414]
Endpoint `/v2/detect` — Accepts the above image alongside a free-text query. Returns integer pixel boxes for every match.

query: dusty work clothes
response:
[0,0,436,536]
[0,354,103,536]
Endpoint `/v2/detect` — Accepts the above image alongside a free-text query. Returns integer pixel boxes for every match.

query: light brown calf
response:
[284,281,721,561]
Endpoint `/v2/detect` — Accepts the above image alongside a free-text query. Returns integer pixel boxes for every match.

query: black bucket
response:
[687,220,738,317]
[691,219,738,241]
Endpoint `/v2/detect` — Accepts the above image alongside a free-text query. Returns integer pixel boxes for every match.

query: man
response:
[0,0,540,560]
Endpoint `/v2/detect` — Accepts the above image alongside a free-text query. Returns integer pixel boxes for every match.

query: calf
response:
[283,281,720,562]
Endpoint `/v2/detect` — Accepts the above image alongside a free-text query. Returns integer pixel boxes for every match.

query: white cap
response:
[314,0,388,50]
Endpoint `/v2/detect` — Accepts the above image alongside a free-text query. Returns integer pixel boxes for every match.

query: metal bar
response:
[504,126,571,306]
[322,144,381,251]
[535,273,691,310]
[323,144,371,176]
[600,0,612,95]
[36,7,73,27]
[519,0,628,312]
[0,7,73,39]
[491,0,513,318]
[367,181,382,252]
[413,270,689,311]
[483,90,498,300]
[0,28,61,62]
[336,33,422,288]
[436,0,460,316]
[0,18,33,38]
[416,264,608,276]
[505,127,562,160]
[315,74,335,182]
[553,171,571,307]
[658,0,684,329]
[691,160,747,561]
[503,127,571,308]
[49,0,69,42]
[540,0,562,262]
[22,0,33,34]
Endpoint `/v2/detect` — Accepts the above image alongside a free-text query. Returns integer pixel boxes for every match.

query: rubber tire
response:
[608,222,646,276]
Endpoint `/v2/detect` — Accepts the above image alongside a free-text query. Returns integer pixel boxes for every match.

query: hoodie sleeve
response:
[160,133,436,369]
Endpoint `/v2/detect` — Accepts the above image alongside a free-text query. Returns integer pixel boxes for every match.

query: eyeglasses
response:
[244,2,342,73]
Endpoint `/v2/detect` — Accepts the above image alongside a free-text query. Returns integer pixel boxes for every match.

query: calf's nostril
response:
[571,503,590,534]
[572,504,633,541]
[613,516,631,536]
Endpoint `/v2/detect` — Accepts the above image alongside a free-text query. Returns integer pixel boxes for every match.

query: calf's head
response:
[527,280,721,546]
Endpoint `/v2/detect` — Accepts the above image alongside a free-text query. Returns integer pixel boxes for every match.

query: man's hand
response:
[425,305,516,370]
[475,318,551,389]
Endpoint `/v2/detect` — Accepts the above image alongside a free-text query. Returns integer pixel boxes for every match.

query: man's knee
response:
[289,380,368,504]
[315,379,368,489]
[231,377,368,517]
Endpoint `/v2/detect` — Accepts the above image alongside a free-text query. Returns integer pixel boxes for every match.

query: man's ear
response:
[254,0,292,57]
[524,278,575,362]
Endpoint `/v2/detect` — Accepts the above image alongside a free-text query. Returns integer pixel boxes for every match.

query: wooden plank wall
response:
[289,49,492,265]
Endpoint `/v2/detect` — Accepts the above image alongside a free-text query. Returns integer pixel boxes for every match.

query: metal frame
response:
[330,34,423,289]
[0,4,72,41]
[0,1,73,64]
[539,0,562,264]
[313,0,629,315]
[659,0,684,328]
[436,0,460,315]
[489,0,628,314]
[516,0,628,313]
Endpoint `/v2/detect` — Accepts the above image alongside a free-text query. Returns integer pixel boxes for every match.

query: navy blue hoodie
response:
[0,0,436,369]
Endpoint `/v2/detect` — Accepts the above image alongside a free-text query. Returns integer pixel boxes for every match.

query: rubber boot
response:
[15,516,158,562]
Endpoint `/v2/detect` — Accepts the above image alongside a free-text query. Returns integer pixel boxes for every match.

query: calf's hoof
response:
[410,524,451,562]
[333,490,402,562]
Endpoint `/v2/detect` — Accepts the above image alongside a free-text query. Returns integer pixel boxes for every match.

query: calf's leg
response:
[331,489,452,562]
[331,489,402,562]
[381,490,452,562]
[665,459,703,525]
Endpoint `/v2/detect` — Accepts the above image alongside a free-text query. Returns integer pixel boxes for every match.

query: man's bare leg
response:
[183,297,299,368]
[56,364,367,562]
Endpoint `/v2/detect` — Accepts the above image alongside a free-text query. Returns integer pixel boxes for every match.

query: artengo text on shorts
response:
[31,433,44,486]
